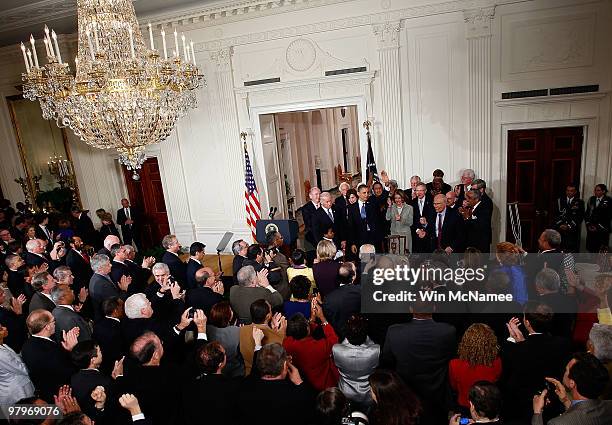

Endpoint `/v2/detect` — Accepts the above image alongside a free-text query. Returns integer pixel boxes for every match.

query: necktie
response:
[125,208,130,219]
[80,251,90,264]
[43,226,51,240]
[596,198,600,208]
[437,213,443,248]
[327,209,334,222]
[419,199,424,214]
[360,203,366,219]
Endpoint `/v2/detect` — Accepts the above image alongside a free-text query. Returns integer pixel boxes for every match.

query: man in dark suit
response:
[124,245,154,295]
[29,271,57,314]
[455,168,476,204]
[186,242,206,290]
[503,302,571,424]
[471,179,493,219]
[51,285,92,342]
[93,297,124,375]
[347,184,379,251]
[301,187,321,249]
[461,189,492,253]
[65,236,93,291]
[34,213,54,251]
[231,239,249,285]
[117,198,141,248]
[312,192,343,245]
[89,254,131,320]
[110,244,132,285]
[411,182,434,253]
[185,267,224,315]
[404,175,422,202]
[334,181,351,227]
[526,229,564,298]
[553,184,585,253]
[25,238,51,268]
[382,299,456,423]
[534,269,576,338]
[71,207,98,248]
[424,194,465,253]
[21,309,78,402]
[5,254,32,300]
[584,183,612,253]
[161,234,187,288]
[322,263,360,341]
[532,352,612,425]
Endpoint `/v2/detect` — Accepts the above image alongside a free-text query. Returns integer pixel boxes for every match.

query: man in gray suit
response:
[51,286,92,342]
[28,271,56,314]
[229,265,283,324]
[88,254,131,320]
[533,352,611,425]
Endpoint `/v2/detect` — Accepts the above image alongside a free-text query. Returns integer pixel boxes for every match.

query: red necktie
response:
[437,213,443,248]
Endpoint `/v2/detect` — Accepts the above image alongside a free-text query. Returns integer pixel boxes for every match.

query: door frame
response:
[250,96,369,214]
[500,120,591,245]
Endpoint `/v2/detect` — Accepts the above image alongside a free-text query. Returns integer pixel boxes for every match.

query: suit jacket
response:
[21,336,75,402]
[89,273,123,320]
[125,259,152,294]
[239,324,285,375]
[481,192,494,219]
[52,305,92,342]
[70,369,113,418]
[229,286,283,324]
[185,286,224,315]
[25,251,50,268]
[411,196,435,253]
[463,201,492,253]
[585,195,612,233]
[35,225,53,250]
[332,338,380,404]
[554,197,585,232]
[311,206,342,244]
[161,251,187,288]
[382,319,456,409]
[65,249,92,291]
[531,399,612,425]
[181,373,242,424]
[425,208,465,252]
[301,201,320,248]
[186,259,202,290]
[232,255,246,284]
[312,260,342,297]
[117,206,140,242]
[7,268,32,300]
[28,292,56,314]
[502,333,571,422]
[93,317,123,374]
[323,284,361,341]
[110,260,131,286]
[347,201,379,248]
[73,213,98,247]
[426,181,452,196]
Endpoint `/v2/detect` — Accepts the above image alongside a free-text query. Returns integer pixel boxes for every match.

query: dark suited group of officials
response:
[301,169,611,255]
[301,171,494,256]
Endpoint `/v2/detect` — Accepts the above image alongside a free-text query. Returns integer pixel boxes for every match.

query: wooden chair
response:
[386,235,409,256]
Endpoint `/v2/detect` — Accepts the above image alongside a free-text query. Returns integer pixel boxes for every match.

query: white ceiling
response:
[0,0,220,47]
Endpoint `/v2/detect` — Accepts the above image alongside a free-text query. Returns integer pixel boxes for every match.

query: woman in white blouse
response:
[0,324,34,405]
[385,189,414,253]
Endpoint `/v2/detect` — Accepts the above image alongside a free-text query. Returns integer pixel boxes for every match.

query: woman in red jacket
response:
[283,300,339,391]
[448,323,502,411]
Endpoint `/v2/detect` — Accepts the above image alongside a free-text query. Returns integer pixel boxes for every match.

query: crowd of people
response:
[0,169,610,425]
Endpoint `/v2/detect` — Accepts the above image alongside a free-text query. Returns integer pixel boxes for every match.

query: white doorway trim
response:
[493,92,608,244]
[236,72,375,213]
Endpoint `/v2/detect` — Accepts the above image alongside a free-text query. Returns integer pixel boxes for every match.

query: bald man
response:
[185,266,224,315]
[424,194,465,253]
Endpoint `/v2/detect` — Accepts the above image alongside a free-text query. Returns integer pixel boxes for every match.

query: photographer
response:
[532,352,611,424]
[242,244,285,297]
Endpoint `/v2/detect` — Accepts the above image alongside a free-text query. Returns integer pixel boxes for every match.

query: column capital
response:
[464,6,495,38]
[209,46,233,71]
[373,21,402,50]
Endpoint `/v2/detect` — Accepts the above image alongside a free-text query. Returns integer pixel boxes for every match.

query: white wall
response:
[0,0,610,249]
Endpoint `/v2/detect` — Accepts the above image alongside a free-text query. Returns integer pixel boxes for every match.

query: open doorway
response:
[258,105,361,219]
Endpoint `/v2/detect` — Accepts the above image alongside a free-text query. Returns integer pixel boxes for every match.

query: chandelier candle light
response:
[19,0,204,177]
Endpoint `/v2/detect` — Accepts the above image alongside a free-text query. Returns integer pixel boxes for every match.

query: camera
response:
[187,308,195,319]
[459,417,470,425]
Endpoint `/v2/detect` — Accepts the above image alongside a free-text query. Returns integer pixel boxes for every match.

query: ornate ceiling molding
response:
[0,0,77,33]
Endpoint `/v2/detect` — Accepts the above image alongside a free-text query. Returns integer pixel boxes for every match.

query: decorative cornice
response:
[209,47,234,71]
[372,21,401,50]
[0,0,77,33]
[201,0,523,51]
[464,6,495,38]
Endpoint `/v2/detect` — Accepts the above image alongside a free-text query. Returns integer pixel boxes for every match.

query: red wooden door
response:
[506,127,583,252]
[123,158,170,250]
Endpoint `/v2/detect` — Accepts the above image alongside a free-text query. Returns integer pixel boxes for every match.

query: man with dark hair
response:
[51,285,92,342]
[160,234,187,288]
[93,297,124,374]
[411,182,435,253]
[117,198,141,248]
[29,271,57,313]
[426,169,452,195]
[461,189,492,253]
[323,262,361,341]
[347,184,380,252]
[242,244,284,296]
[237,343,314,425]
[533,352,611,424]
[71,207,98,248]
[181,342,241,424]
[65,236,93,291]
[553,184,585,253]
[186,242,206,290]
[585,183,612,253]
[503,302,571,423]
[239,299,285,375]
[265,231,290,299]
[451,381,502,424]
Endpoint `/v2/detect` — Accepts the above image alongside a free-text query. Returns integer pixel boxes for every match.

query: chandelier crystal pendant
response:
[19,0,204,177]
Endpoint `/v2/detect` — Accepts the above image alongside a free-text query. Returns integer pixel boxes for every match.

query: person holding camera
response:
[242,244,286,298]
[532,352,611,425]
[449,381,502,425]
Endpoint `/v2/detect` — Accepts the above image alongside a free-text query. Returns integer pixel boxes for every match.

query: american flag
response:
[244,141,261,241]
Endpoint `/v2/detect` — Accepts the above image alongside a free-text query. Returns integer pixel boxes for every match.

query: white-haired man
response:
[312,192,343,245]
[229,265,283,324]
[455,168,476,204]
[89,254,131,320]
[301,187,321,248]
[99,235,121,257]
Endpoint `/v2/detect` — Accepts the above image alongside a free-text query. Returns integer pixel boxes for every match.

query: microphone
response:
[269,207,275,219]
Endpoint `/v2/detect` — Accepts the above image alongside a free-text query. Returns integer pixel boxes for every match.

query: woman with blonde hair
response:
[313,239,341,297]
[494,242,528,305]
[448,323,502,411]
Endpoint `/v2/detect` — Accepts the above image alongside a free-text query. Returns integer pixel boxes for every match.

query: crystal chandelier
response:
[19,0,204,176]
